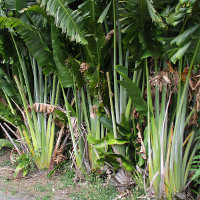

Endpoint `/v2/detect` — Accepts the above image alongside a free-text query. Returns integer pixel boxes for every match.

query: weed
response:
[10,189,17,195]
[14,153,34,177]
[59,163,75,187]
[35,184,49,192]
[0,187,6,192]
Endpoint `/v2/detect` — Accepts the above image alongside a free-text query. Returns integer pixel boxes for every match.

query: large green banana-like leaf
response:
[0,68,21,104]
[0,102,22,126]
[4,0,16,10]
[0,31,15,61]
[19,5,48,19]
[116,66,147,114]
[171,25,200,46]
[16,0,27,12]
[119,0,165,60]
[79,0,106,64]
[51,22,73,88]
[97,151,134,172]
[170,42,191,64]
[99,116,132,138]
[40,0,88,45]
[168,1,200,64]
[87,135,128,149]
[4,0,27,11]
[146,0,166,29]
[169,25,200,64]
[0,17,54,69]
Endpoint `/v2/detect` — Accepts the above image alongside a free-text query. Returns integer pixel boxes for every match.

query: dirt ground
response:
[0,148,136,200]
[0,149,76,200]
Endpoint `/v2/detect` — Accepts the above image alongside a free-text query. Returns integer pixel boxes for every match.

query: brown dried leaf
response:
[80,63,90,73]
[136,123,146,159]
[105,30,114,43]
[90,105,98,119]
[114,169,134,186]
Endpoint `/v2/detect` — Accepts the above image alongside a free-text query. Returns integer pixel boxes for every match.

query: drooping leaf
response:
[119,0,165,60]
[170,42,191,64]
[0,68,21,104]
[146,0,166,29]
[4,0,16,10]
[116,66,147,114]
[51,22,73,88]
[40,0,88,45]
[115,65,128,76]
[99,116,132,138]
[4,0,27,12]
[97,150,134,172]
[171,25,200,46]
[19,5,48,18]
[16,0,27,13]
[99,116,113,132]
[87,135,128,149]
[0,17,54,69]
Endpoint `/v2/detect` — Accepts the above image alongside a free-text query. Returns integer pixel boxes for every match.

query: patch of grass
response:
[129,187,145,200]
[0,149,15,167]
[58,163,75,187]
[10,189,18,195]
[0,187,7,192]
[36,195,52,200]
[34,184,55,200]
[35,184,49,192]
[0,149,5,157]
[70,177,118,200]
[0,159,12,167]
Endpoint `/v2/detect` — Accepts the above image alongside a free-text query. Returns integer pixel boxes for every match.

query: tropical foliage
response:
[0,0,199,199]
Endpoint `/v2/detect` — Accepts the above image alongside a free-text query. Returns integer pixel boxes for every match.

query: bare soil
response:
[0,148,84,200]
[0,148,124,200]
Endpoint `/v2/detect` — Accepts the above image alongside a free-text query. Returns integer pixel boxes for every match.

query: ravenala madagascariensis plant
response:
[13,57,63,170]
[0,0,199,199]
[146,43,200,197]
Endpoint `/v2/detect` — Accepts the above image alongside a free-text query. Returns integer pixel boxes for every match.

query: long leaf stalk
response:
[123,50,129,106]
[61,84,82,171]
[81,86,103,170]
[107,72,117,139]
[9,37,61,169]
[125,62,143,120]
[47,76,58,167]
[116,0,124,118]
[14,76,40,167]
[113,0,120,124]
[0,1,199,198]
[14,71,60,169]
[11,34,42,151]
[81,88,91,135]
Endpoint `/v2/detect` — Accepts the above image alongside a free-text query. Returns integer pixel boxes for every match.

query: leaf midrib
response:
[56,0,87,44]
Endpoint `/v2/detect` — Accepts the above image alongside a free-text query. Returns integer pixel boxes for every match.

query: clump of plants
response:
[0,0,199,199]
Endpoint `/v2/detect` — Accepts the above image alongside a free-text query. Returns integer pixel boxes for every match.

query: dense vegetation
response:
[0,0,199,199]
